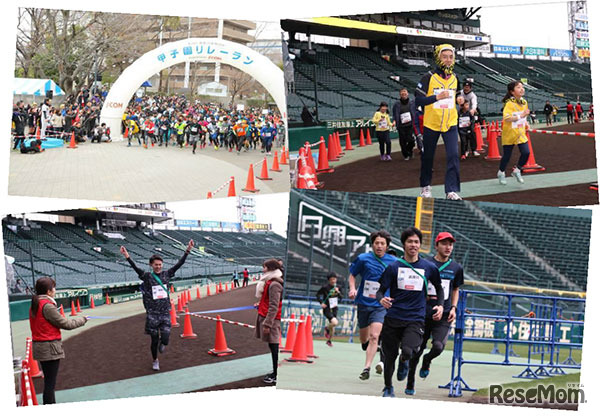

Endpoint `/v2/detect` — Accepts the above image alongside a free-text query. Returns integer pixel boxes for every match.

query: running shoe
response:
[405,387,416,395]
[446,192,462,200]
[359,368,370,380]
[386,155,392,161]
[473,151,480,156]
[324,327,331,340]
[152,359,160,371]
[158,343,166,354]
[263,373,277,384]
[419,357,431,378]
[326,340,333,347]
[498,170,507,185]
[375,361,384,375]
[404,156,410,161]
[420,185,432,198]
[361,341,369,351]
[397,360,409,381]
[512,167,525,184]
[382,386,395,397]
[379,155,385,161]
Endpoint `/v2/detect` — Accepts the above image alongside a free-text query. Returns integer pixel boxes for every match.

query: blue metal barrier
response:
[441,289,585,397]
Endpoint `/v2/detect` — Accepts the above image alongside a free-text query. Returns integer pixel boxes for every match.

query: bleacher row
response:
[285,190,590,296]
[287,41,592,121]
[3,221,286,289]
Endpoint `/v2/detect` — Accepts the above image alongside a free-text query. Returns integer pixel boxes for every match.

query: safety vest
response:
[30,298,62,342]
[423,72,458,133]
[257,279,282,320]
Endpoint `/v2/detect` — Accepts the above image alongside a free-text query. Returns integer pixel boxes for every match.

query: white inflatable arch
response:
[100,38,286,140]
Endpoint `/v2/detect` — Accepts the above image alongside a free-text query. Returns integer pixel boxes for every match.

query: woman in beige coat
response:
[29,277,87,404]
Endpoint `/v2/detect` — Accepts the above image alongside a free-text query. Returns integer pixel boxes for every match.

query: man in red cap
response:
[404,231,464,395]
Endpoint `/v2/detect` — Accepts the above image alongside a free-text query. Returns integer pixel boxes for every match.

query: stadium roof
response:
[45,206,173,223]
[281,17,490,49]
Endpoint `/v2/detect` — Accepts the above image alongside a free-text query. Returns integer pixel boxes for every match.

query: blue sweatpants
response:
[499,143,530,172]
[420,126,460,193]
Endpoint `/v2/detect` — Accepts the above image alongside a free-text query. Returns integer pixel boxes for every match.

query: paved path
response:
[8,140,289,201]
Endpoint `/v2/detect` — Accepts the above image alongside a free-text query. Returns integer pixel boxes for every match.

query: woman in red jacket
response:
[254,258,284,384]
[29,277,88,404]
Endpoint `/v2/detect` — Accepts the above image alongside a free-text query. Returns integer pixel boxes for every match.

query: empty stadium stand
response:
[287,41,592,121]
[3,221,285,289]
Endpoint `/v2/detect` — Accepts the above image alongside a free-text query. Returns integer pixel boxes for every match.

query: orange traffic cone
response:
[226,176,237,197]
[206,285,211,296]
[485,122,501,160]
[124,126,129,139]
[344,130,354,150]
[219,282,223,293]
[305,315,318,358]
[474,123,484,152]
[170,284,175,294]
[27,338,43,378]
[89,295,95,309]
[20,360,39,406]
[305,143,317,172]
[208,315,236,356]
[36,126,41,140]
[207,191,213,199]
[68,131,77,149]
[59,304,65,317]
[187,289,192,303]
[327,134,339,162]
[285,315,313,363]
[225,283,229,291]
[256,157,272,180]
[176,295,184,313]
[243,164,260,192]
[280,314,297,353]
[271,151,282,172]
[180,308,197,338]
[296,163,318,190]
[366,129,372,145]
[196,286,202,300]
[105,293,111,305]
[170,301,180,327]
[522,131,545,173]
[335,132,344,156]
[316,138,333,173]
[359,129,366,147]
[76,298,81,313]
[70,301,77,316]
[280,147,288,164]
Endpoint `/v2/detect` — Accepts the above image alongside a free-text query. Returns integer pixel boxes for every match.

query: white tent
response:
[13,78,64,96]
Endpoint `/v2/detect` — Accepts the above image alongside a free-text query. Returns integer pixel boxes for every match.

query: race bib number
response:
[512,112,527,128]
[329,297,338,308]
[400,112,412,124]
[397,267,425,291]
[152,285,168,300]
[363,280,380,298]
[378,117,388,129]
[459,116,471,128]
[433,89,455,109]
[427,279,451,299]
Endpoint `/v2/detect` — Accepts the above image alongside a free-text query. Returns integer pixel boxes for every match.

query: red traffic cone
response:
[170,284,175,294]
[206,285,211,296]
[76,298,81,313]
[227,176,237,197]
[170,301,180,327]
[68,131,77,149]
[176,295,184,313]
[196,286,202,300]
[316,137,333,173]
[304,143,317,173]
[485,122,501,160]
[208,315,236,356]
[474,123,484,152]
[305,314,318,358]
[285,315,313,363]
[243,164,260,192]
[271,151,282,172]
[344,130,354,150]
[20,360,39,406]
[89,295,95,309]
[187,289,192,303]
[70,301,77,316]
[225,283,229,291]
[335,132,344,156]
[180,308,197,339]
[207,191,213,199]
[256,157,272,180]
[522,131,545,172]
[296,163,318,190]
[105,293,111,305]
[59,304,65,317]
[359,129,366,147]
[26,338,43,378]
[327,134,339,161]
[123,126,129,139]
[219,282,223,293]
[366,129,372,145]
[280,314,297,353]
